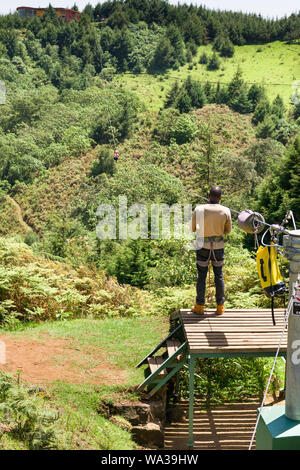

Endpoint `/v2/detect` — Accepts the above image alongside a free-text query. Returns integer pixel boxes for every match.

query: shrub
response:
[199,52,208,64]
[0,373,59,449]
[90,148,116,177]
[207,52,221,71]
[169,115,198,144]
[0,237,151,323]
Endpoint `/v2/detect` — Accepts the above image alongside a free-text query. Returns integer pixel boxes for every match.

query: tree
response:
[110,27,133,71]
[41,5,59,26]
[207,52,220,71]
[242,139,284,177]
[227,69,244,102]
[255,115,276,139]
[256,136,300,223]
[199,52,208,64]
[169,115,198,144]
[247,84,265,112]
[184,76,206,109]
[164,81,180,108]
[219,37,234,57]
[167,25,185,66]
[252,100,271,125]
[230,87,252,114]
[176,90,192,113]
[90,148,116,177]
[271,94,285,119]
[150,36,173,71]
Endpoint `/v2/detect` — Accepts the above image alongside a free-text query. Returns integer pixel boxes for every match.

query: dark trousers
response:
[196,248,225,306]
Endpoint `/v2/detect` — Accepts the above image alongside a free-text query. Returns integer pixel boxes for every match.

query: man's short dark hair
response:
[209,186,222,202]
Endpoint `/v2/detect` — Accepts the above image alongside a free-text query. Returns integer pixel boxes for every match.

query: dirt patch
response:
[0,333,127,386]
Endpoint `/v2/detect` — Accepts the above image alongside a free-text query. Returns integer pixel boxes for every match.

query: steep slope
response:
[11,104,256,236]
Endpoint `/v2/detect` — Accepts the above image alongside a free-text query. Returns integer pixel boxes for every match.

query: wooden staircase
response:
[136,325,188,397]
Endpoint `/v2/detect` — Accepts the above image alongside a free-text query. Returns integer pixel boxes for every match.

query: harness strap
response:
[196,241,224,268]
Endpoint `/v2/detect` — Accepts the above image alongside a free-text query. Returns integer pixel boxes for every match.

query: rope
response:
[248,295,293,450]
[101,79,118,150]
[207,263,211,301]
[99,51,119,152]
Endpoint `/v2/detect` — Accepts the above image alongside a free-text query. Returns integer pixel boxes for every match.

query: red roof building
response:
[17,6,80,21]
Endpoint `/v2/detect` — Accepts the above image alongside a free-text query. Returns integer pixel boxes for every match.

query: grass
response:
[0,315,169,449]
[48,381,136,450]
[3,316,169,386]
[115,41,300,111]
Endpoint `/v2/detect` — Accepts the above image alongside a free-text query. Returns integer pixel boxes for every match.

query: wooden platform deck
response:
[179,308,287,356]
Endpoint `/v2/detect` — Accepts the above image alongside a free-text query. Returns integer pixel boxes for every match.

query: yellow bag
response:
[256,244,286,298]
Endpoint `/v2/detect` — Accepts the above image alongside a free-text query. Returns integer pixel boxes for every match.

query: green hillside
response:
[117,41,300,110]
[0,1,299,450]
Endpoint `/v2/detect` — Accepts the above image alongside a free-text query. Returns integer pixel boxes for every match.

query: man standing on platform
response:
[190,186,232,315]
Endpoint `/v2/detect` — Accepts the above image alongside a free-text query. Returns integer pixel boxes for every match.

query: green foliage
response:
[256,135,300,224]
[252,100,271,125]
[256,115,276,139]
[214,35,235,57]
[207,52,221,71]
[0,373,59,449]
[105,239,151,288]
[165,75,206,113]
[0,238,151,323]
[242,138,285,177]
[91,148,116,177]
[169,115,198,144]
[180,356,283,403]
[152,108,180,144]
[199,51,208,64]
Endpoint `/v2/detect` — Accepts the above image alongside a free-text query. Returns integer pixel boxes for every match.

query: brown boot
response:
[191,304,205,315]
[216,304,224,315]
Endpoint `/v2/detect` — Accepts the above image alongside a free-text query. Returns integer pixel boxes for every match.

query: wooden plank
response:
[188,344,287,351]
[147,356,167,378]
[182,318,286,321]
[180,309,285,313]
[179,308,287,356]
[166,339,182,358]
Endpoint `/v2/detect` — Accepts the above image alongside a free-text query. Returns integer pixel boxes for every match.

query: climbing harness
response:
[196,237,224,268]
[195,237,224,303]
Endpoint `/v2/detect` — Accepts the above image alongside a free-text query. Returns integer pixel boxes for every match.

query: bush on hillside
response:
[0,238,151,324]
[90,148,116,177]
[169,115,198,144]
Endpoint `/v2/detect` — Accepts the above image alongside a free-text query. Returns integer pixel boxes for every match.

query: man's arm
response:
[224,210,232,235]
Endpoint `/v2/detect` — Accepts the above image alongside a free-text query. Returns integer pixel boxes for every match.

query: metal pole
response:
[187,354,195,447]
[283,229,300,420]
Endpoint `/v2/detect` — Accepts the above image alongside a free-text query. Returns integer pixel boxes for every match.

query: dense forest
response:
[0,2,298,295]
[0,2,299,449]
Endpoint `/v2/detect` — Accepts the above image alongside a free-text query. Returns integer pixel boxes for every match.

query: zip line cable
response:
[97,75,298,235]
[121,71,297,88]
[102,79,118,150]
